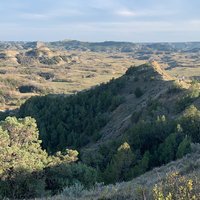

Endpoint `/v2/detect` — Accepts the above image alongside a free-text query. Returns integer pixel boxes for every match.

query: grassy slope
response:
[37,144,200,200]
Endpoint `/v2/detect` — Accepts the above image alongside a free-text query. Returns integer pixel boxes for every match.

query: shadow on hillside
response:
[0,161,96,199]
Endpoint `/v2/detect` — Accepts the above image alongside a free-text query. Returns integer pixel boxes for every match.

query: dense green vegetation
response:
[19,77,125,153]
[176,83,200,112]
[1,105,198,198]
[0,116,97,199]
[134,87,144,98]
[18,64,152,154]
[84,113,192,184]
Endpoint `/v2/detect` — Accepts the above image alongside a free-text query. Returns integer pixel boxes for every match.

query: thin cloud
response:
[49,9,83,17]
[115,8,177,18]
[20,13,49,20]
[20,9,83,21]
[190,19,200,25]
[0,0,199,41]
[115,9,136,17]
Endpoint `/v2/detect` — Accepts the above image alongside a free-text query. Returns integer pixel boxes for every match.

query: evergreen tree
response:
[104,142,135,183]
[176,136,191,159]
[0,117,48,198]
[180,105,200,142]
[0,116,91,199]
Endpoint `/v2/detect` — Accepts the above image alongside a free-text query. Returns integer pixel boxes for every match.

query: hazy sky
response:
[1,0,200,42]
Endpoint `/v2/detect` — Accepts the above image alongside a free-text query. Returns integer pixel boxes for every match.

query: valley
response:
[1,41,200,111]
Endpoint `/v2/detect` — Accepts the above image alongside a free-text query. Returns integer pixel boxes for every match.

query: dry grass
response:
[0,50,143,110]
[1,44,200,110]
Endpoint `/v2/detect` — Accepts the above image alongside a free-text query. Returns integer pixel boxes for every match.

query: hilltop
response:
[2,40,200,52]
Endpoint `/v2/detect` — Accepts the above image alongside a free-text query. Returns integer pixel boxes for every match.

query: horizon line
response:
[1,39,200,44]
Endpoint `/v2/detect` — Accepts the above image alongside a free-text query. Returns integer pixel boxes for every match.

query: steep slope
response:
[90,62,177,146]
[18,63,190,152]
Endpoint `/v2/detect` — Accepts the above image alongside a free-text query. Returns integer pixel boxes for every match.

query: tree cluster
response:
[19,78,125,153]
[0,117,97,199]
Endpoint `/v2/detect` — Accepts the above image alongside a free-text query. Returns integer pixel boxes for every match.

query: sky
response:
[1,0,200,42]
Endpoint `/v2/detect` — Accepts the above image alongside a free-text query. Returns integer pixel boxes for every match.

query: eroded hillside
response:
[87,61,193,149]
[0,42,142,110]
[1,41,200,111]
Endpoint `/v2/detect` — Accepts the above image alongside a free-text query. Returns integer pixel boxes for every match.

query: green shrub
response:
[45,163,98,194]
[134,87,144,98]
[176,84,199,112]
